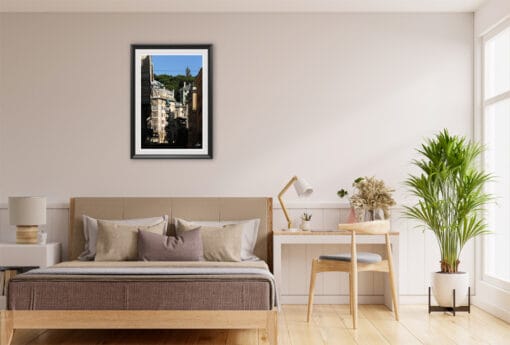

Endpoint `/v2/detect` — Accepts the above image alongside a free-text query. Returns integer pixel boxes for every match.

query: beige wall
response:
[0,13,473,204]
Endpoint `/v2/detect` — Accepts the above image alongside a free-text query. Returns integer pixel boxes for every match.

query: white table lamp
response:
[9,196,47,244]
[278,176,313,229]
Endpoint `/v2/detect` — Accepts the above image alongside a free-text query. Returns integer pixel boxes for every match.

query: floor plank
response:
[226,329,258,345]
[345,318,392,345]
[359,305,421,345]
[9,305,510,345]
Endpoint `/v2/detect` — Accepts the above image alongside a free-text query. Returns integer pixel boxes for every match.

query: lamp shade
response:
[9,196,46,226]
[293,177,313,197]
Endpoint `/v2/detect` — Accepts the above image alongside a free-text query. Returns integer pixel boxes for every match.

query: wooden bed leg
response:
[0,311,13,345]
[266,310,278,345]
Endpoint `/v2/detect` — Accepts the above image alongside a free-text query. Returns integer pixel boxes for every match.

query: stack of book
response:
[0,269,18,309]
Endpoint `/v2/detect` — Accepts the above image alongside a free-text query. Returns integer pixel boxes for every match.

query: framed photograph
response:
[131,44,212,159]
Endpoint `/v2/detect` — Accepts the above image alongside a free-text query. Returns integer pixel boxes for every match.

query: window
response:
[483,19,510,286]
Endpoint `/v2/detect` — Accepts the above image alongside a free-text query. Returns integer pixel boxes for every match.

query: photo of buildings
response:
[140,55,203,149]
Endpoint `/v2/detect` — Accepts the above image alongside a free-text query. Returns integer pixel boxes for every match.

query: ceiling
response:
[0,0,488,13]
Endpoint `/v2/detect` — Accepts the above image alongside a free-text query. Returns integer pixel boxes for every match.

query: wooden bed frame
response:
[0,197,277,345]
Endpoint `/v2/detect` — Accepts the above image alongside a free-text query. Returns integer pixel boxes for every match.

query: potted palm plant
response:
[404,130,493,307]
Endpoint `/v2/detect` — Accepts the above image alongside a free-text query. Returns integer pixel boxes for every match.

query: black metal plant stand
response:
[428,286,471,315]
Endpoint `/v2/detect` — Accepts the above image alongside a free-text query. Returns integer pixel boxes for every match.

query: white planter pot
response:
[431,272,469,307]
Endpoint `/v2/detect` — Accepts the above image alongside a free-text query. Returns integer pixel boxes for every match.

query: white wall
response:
[0,13,473,205]
[0,13,475,302]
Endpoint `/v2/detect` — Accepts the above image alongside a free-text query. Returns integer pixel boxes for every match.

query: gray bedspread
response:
[10,260,279,310]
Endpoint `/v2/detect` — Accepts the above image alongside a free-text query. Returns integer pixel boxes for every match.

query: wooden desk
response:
[273,230,399,309]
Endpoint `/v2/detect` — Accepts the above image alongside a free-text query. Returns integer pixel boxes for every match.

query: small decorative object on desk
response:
[338,176,396,221]
[38,229,48,244]
[300,212,312,231]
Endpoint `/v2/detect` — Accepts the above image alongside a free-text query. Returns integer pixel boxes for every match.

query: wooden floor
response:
[10,305,510,345]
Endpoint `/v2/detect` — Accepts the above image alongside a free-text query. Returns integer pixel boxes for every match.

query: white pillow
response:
[174,218,260,261]
[78,215,169,261]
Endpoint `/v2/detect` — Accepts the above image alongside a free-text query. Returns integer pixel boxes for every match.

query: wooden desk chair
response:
[306,220,399,328]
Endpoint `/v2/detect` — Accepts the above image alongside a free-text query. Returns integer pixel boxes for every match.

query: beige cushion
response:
[95,220,166,261]
[174,218,260,261]
[176,219,243,262]
[79,215,169,261]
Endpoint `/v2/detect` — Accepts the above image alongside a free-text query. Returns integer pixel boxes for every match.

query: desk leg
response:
[384,236,400,311]
[273,236,282,305]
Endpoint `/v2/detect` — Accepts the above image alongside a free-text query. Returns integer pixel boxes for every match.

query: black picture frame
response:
[131,44,213,159]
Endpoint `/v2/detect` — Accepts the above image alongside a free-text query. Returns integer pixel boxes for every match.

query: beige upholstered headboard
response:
[69,197,273,269]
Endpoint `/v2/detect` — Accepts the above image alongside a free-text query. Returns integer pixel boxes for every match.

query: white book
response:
[0,271,4,296]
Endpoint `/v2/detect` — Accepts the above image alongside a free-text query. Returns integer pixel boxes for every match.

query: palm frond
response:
[404,129,494,272]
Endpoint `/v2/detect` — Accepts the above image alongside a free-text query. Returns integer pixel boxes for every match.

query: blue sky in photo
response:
[151,55,202,76]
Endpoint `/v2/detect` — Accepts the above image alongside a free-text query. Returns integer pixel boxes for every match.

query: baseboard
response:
[281,294,431,305]
[0,296,6,310]
[399,295,430,304]
[473,297,510,323]
[282,295,384,304]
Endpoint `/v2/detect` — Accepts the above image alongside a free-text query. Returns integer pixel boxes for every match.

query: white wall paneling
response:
[0,202,476,304]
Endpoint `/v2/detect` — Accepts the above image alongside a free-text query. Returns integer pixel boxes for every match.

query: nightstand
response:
[0,242,61,309]
[0,242,61,268]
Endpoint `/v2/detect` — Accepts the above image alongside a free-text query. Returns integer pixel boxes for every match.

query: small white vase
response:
[38,230,48,245]
[300,220,311,231]
[431,272,469,307]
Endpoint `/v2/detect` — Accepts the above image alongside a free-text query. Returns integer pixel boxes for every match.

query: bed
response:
[0,197,277,345]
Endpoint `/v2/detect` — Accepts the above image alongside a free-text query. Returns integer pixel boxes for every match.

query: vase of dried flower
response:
[347,207,357,223]
[367,209,376,221]
[366,209,383,221]
[338,176,396,223]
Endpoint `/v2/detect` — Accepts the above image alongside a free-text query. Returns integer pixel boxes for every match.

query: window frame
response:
[481,17,510,292]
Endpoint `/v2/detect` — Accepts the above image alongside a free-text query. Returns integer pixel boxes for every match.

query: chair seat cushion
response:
[319,252,382,263]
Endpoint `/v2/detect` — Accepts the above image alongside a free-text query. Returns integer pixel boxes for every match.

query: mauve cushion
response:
[138,228,203,261]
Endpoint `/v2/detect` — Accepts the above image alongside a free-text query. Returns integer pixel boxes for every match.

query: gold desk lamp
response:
[278,176,313,230]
